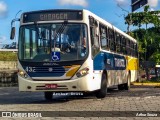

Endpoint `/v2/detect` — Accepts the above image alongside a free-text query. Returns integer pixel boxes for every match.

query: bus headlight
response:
[76,67,89,78]
[18,70,29,78]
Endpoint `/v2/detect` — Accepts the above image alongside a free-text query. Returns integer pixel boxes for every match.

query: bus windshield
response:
[18,23,88,62]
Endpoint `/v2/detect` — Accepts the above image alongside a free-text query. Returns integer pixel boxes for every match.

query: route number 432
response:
[25,67,35,72]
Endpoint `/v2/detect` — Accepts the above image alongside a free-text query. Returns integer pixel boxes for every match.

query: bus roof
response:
[83,9,137,43]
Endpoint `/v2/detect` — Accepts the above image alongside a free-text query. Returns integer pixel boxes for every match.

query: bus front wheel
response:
[44,92,53,100]
[95,73,107,98]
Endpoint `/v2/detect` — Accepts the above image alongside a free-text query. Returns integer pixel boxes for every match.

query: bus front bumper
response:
[18,74,101,92]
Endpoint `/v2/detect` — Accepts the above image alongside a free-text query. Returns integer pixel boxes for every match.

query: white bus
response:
[10,9,138,100]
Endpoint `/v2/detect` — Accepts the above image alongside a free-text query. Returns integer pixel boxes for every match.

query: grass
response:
[137,78,160,83]
[142,78,160,83]
[0,52,17,61]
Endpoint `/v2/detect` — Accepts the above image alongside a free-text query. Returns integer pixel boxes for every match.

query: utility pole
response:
[117,4,132,33]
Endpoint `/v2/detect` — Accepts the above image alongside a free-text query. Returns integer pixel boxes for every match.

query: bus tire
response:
[95,73,107,98]
[44,92,53,100]
[124,73,131,90]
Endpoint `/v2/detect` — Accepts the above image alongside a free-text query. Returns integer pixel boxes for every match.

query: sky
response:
[0,0,160,44]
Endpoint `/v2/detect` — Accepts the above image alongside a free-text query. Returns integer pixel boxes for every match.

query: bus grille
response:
[27,66,68,77]
[31,66,67,73]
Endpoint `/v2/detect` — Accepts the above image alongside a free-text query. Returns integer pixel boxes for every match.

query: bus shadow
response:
[0,85,160,104]
[106,85,160,97]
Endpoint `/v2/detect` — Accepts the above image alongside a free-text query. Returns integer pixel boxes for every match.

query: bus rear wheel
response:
[118,73,131,90]
[44,92,53,100]
[95,73,107,98]
[124,73,131,90]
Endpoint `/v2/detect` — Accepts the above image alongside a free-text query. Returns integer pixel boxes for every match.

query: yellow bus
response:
[10,9,138,100]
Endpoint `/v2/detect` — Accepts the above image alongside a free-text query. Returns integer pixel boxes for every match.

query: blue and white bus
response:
[10,9,138,100]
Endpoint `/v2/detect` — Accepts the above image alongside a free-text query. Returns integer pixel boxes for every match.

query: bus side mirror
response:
[10,27,15,40]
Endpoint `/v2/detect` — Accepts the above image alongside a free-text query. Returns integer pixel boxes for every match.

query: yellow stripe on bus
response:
[66,65,81,77]
[126,56,138,70]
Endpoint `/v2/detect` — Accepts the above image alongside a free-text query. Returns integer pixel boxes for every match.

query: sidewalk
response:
[132,82,160,86]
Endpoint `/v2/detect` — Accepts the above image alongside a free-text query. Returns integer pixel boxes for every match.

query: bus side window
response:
[106,27,109,49]
[132,42,136,57]
[107,29,112,50]
[116,33,121,53]
[130,41,133,56]
[100,24,107,50]
[119,35,123,53]
[109,28,115,51]
[122,37,126,55]
[90,19,100,57]
[135,43,138,57]
[126,39,130,55]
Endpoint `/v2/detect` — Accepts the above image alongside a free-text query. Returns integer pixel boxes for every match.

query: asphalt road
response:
[0,85,160,120]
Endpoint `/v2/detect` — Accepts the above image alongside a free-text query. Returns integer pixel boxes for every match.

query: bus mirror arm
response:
[10,18,20,40]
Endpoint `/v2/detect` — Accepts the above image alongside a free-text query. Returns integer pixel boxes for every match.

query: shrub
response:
[0,52,17,61]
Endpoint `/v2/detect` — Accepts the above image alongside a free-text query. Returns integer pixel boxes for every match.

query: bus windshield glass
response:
[18,23,88,62]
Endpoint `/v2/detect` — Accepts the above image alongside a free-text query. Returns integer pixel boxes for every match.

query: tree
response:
[133,27,160,61]
[132,27,160,79]
[125,5,160,61]
[125,5,160,29]
[124,5,160,80]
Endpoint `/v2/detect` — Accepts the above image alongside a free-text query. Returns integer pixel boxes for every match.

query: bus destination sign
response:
[23,10,83,23]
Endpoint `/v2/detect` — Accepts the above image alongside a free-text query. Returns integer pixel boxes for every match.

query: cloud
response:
[148,0,158,7]
[0,1,7,18]
[0,36,7,42]
[116,0,129,7]
[149,8,155,11]
[57,0,88,7]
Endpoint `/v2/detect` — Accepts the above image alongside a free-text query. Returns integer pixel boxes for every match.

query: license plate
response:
[45,84,57,89]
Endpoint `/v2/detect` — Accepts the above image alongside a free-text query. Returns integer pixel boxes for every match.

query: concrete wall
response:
[0,61,17,70]
[0,61,18,86]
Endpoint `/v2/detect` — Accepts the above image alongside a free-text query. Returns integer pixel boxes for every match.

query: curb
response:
[132,83,160,86]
